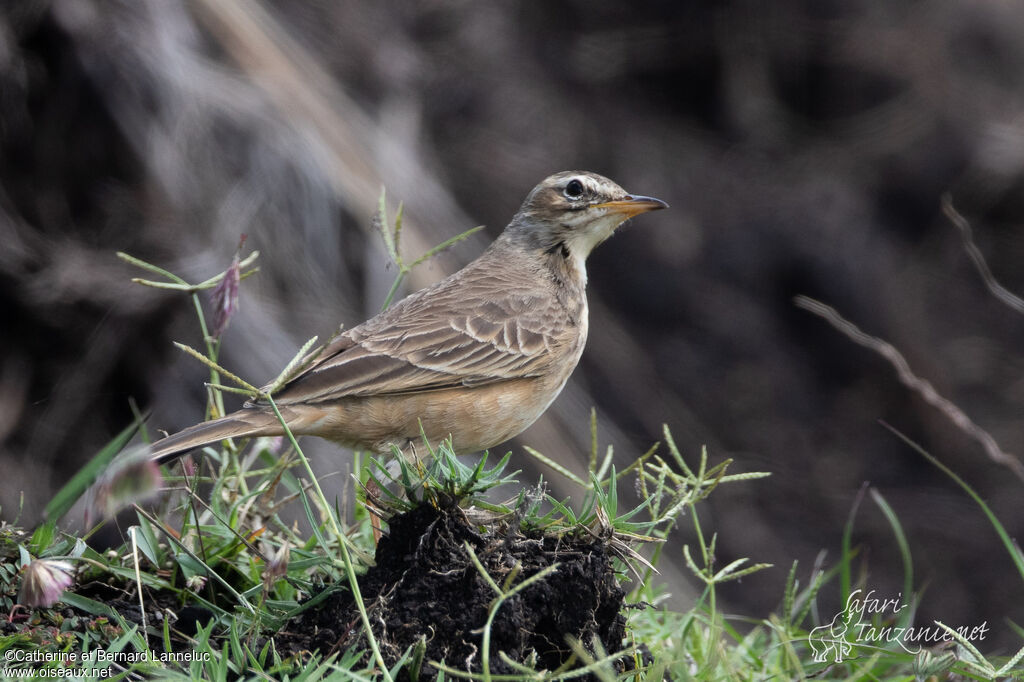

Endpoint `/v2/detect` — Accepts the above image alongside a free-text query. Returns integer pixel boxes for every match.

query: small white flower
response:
[19,559,75,608]
[186,575,208,592]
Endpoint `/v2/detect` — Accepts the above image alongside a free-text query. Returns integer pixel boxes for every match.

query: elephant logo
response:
[808,610,854,663]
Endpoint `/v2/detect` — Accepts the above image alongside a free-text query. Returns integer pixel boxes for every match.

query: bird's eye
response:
[563,179,585,200]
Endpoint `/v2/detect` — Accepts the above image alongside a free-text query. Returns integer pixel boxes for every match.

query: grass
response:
[2,199,1023,680]
[4,396,1024,680]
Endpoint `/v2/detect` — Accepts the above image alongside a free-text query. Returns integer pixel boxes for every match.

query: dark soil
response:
[278,504,631,679]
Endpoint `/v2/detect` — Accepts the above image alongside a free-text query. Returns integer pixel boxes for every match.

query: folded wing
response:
[266,271,567,405]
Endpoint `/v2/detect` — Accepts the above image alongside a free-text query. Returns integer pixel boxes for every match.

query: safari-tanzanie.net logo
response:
[808,589,989,663]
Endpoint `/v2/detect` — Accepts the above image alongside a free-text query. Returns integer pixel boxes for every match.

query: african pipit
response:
[150,171,667,464]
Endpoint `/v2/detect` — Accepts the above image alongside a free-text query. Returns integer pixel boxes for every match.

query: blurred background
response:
[2,0,1023,646]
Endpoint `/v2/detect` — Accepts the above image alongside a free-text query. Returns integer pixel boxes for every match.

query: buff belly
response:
[287,375,567,458]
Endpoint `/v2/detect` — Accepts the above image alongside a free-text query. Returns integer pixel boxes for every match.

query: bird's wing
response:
[267,269,571,405]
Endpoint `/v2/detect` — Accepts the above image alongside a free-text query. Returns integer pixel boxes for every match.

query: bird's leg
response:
[364,476,386,544]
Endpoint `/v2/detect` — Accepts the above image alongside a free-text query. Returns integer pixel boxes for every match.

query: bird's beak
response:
[594,194,669,218]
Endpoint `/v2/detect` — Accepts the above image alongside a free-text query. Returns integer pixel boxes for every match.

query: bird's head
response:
[506,171,668,271]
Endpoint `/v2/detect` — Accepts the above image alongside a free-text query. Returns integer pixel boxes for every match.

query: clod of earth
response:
[281,503,635,679]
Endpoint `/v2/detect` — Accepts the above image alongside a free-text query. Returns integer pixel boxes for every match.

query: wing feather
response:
[267,262,572,406]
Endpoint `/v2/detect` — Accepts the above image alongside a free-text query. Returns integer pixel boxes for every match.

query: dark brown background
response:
[2,1,1023,646]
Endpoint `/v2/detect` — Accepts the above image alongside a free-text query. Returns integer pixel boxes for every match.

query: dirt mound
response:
[282,503,631,678]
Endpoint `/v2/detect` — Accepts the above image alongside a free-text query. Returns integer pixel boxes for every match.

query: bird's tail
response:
[150,410,281,464]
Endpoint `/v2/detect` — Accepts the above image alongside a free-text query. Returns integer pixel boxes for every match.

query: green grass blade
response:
[523,446,586,486]
[882,422,1024,583]
[840,482,869,608]
[869,487,914,619]
[117,251,188,284]
[61,591,121,619]
[410,225,486,268]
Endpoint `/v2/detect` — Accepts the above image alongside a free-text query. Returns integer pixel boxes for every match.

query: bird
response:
[148,171,667,466]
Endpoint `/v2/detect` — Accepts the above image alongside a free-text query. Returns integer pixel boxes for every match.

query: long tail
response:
[150,409,282,464]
